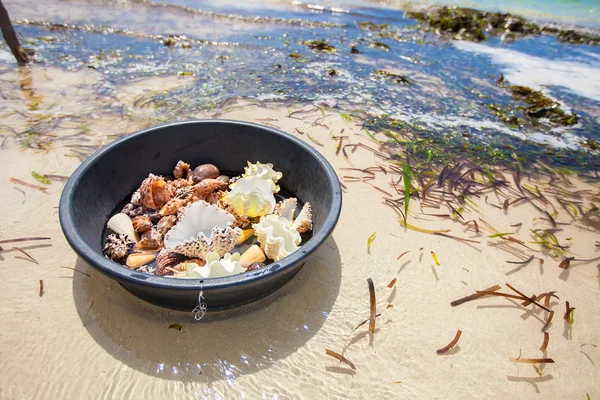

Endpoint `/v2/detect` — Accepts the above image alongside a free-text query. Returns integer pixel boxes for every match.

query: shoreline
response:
[0,65,598,398]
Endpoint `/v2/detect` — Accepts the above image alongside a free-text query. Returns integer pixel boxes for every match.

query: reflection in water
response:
[72,239,342,383]
[17,66,44,109]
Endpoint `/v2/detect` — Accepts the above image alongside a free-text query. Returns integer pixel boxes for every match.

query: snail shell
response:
[174,160,191,180]
[132,215,153,233]
[134,228,163,250]
[140,174,172,210]
[157,215,177,235]
[193,178,223,199]
[192,164,220,183]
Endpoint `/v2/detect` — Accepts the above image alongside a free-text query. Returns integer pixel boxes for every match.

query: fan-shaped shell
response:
[163,201,240,259]
[253,214,301,262]
[187,252,245,279]
[223,176,275,218]
[241,161,283,193]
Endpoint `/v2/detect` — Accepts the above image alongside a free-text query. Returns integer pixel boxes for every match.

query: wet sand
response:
[0,64,599,399]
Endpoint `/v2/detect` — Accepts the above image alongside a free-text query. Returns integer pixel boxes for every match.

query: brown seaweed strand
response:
[542,310,554,332]
[540,332,549,352]
[505,283,551,312]
[436,329,462,354]
[367,278,376,334]
[450,285,502,306]
[325,349,356,370]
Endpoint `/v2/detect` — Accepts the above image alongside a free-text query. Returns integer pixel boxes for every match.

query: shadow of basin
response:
[72,238,341,383]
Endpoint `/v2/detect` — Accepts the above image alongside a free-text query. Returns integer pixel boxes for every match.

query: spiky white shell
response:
[164,201,240,259]
[187,252,245,279]
[253,214,301,262]
[223,176,275,218]
[240,161,283,193]
[273,197,297,221]
[291,202,313,233]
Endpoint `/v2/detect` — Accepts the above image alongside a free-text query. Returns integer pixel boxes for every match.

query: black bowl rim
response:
[59,119,342,290]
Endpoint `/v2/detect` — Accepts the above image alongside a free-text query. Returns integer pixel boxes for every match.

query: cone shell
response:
[239,244,266,268]
[140,174,172,210]
[237,228,254,244]
[107,213,137,242]
[126,253,156,269]
[193,179,223,199]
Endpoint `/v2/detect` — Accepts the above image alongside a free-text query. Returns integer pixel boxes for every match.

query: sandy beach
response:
[0,64,598,399]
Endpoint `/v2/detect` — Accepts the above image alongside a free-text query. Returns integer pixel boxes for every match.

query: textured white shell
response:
[164,201,233,247]
[241,161,283,193]
[253,214,301,262]
[107,213,138,242]
[187,252,245,279]
[291,202,313,233]
[163,201,239,259]
[274,198,297,221]
[224,176,275,218]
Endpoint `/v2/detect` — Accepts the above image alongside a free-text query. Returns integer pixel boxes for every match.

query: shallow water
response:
[0,0,599,398]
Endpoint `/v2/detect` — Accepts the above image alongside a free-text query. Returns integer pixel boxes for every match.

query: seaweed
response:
[302,40,336,52]
[60,266,92,278]
[431,251,440,266]
[396,250,410,260]
[451,284,502,306]
[509,357,555,364]
[542,310,554,332]
[325,349,356,370]
[367,278,376,334]
[13,247,38,264]
[351,313,382,333]
[168,323,182,331]
[39,279,44,297]
[564,301,575,324]
[508,85,578,127]
[436,329,462,354]
[367,232,376,253]
[31,171,51,185]
[10,177,48,193]
[540,332,549,352]
[387,278,397,288]
[376,70,412,85]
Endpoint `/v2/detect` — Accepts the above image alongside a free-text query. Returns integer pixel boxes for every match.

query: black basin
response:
[59,120,342,310]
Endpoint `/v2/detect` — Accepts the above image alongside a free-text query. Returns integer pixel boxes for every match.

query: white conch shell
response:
[107,213,138,242]
[273,198,297,221]
[164,201,240,259]
[253,214,301,262]
[291,202,313,233]
[187,252,245,279]
[272,199,313,233]
[223,176,276,218]
[239,161,283,193]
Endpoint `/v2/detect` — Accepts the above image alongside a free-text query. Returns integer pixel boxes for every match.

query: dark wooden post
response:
[0,0,29,64]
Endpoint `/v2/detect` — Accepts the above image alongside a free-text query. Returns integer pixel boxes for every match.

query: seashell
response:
[174,186,194,200]
[187,252,245,279]
[167,178,193,196]
[121,203,137,215]
[239,244,266,268]
[253,214,301,262]
[223,176,276,218]
[103,233,134,263]
[134,228,162,250]
[140,174,172,210]
[159,197,187,217]
[155,249,184,276]
[273,198,298,221]
[126,253,156,269]
[193,179,223,199]
[216,175,230,189]
[237,228,254,244]
[291,202,313,233]
[156,215,177,235]
[143,212,162,224]
[132,215,153,233]
[239,161,283,193]
[164,201,240,259]
[174,160,191,179]
[192,164,220,183]
[107,213,137,242]
[205,190,224,205]
[130,190,142,206]
[246,262,265,271]
[222,202,251,228]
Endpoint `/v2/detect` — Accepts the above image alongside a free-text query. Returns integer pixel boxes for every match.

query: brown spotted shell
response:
[246,262,265,271]
[192,164,220,183]
[216,175,230,190]
[103,233,133,263]
[155,249,183,276]
[134,228,163,250]
[130,190,142,206]
[205,190,224,206]
[193,179,223,199]
[159,197,187,217]
[140,174,172,210]
[174,160,191,179]
[132,215,153,233]
[156,215,177,235]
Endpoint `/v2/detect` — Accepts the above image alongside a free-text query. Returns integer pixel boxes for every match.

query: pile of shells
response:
[102,161,313,279]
